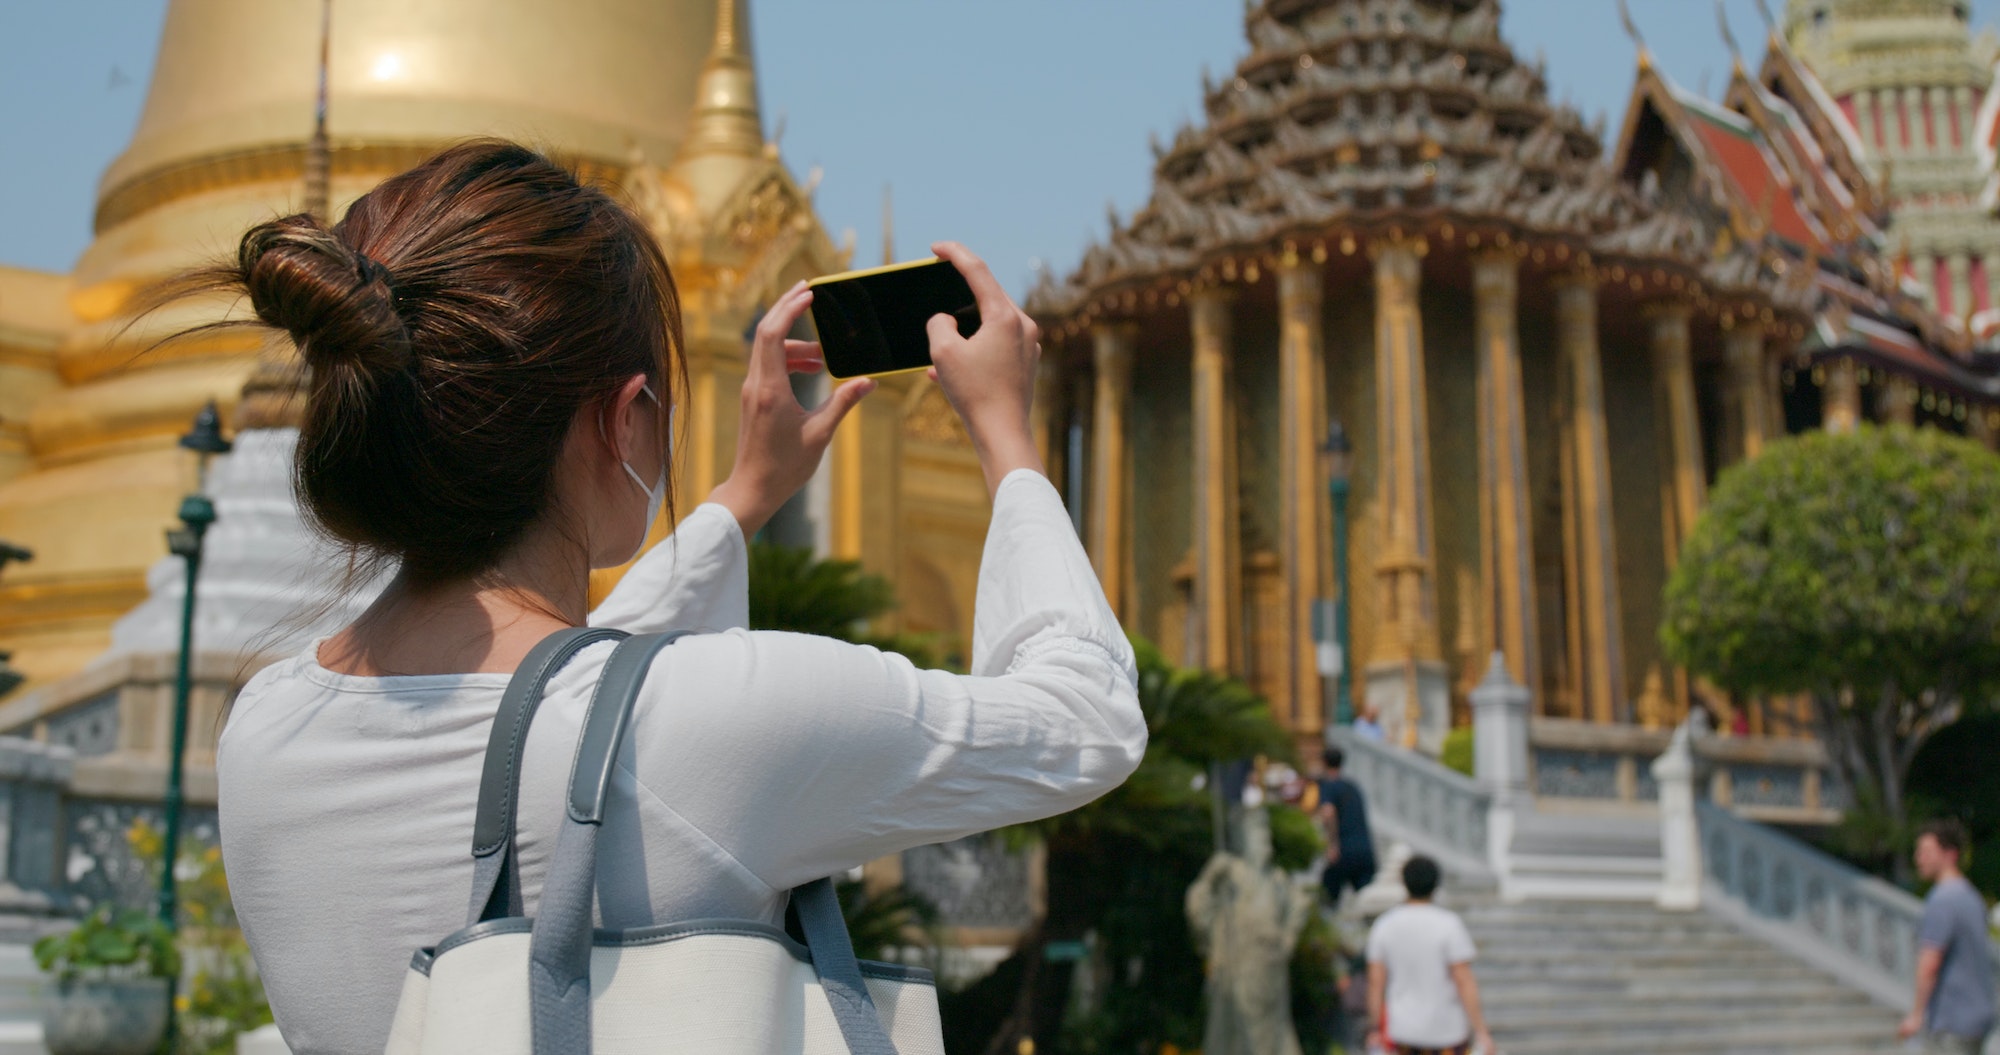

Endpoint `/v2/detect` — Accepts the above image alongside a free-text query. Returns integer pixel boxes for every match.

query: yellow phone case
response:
[807,256,951,380]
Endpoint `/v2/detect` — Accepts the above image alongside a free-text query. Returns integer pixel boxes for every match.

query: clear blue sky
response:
[3,1,1997,294]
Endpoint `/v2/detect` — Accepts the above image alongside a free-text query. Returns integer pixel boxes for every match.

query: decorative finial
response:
[681,0,764,158]
[714,0,743,58]
[304,0,332,221]
[881,183,894,267]
[1716,0,1743,72]
[1618,0,1653,70]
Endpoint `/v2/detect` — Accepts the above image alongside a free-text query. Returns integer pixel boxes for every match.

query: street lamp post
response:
[159,401,230,1040]
[1319,422,1354,732]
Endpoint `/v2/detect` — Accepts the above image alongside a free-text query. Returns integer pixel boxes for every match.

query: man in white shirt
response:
[1365,855,1494,1055]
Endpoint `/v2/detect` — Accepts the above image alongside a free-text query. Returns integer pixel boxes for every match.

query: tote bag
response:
[383,628,944,1054]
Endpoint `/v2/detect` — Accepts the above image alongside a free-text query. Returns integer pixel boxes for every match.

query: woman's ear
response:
[600,373,654,465]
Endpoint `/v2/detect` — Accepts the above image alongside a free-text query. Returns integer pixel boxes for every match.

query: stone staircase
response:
[1461,898,1906,1055]
[1502,810,1666,903]
[0,943,45,1055]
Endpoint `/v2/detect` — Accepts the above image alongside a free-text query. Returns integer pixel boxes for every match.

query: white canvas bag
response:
[383,628,944,1054]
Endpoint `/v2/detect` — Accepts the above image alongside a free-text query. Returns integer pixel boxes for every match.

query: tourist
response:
[1354,701,1386,742]
[1317,745,1377,908]
[199,141,1145,1053]
[1898,819,1995,1053]
[1364,855,1495,1055]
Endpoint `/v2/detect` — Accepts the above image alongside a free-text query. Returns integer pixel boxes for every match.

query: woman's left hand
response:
[709,280,875,537]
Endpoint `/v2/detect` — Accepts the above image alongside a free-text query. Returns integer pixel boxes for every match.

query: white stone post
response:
[1471,653,1530,886]
[1652,716,1704,911]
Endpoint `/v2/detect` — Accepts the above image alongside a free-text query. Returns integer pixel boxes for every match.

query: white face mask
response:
[606,383,666,563]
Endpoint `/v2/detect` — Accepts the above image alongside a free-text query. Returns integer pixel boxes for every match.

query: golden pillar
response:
[1555,271,1626,725]
[1970,406,1999,451]
[1190,288,1242,673]
[1089,322,1136,620]
[1648,302,1705,558]
[1471,249,1538,692]
[1722,319,1771,462]
[1822,357,1862,434]
[1367,238,1447,751]
[1879,373,1917,427]
[1648,301,1702,724]
[1032,356,1064,478]
[1277,257,1327,737]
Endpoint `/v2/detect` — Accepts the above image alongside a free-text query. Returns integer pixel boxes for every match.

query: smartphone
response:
[807,257,980,380]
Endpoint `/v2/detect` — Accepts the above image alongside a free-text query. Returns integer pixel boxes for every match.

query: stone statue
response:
[1184,808,1315,1055]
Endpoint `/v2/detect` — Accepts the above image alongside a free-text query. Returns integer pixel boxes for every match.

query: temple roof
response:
[1614,31,2000,393]
[1033,0,1667,315]
[1755,33,1880,215]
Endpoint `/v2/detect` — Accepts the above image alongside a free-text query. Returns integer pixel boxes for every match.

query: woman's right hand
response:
[925,242,1046,497]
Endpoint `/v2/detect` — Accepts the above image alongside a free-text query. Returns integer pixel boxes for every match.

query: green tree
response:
[946,636,1310,1055]
[1661,426,2000,855]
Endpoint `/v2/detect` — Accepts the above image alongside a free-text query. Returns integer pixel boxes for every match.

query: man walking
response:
[1365,856,1494,1055]
[1900,819,1994,1053]
[1317,746,1377,907]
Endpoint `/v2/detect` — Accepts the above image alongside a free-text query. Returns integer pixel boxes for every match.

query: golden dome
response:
[0,0,737,691]
[100,0,717,229]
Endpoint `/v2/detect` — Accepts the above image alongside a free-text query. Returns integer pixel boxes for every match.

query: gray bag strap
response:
[792,877,898,1055]
[525,632,901,1055]
[527,632,686,1055]
[467,626,629,924]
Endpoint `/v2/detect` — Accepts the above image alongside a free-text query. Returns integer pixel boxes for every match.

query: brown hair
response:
[189,140,681,584]
[1921,818,1970,858]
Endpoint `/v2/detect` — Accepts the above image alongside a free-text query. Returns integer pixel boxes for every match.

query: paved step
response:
[1486,1000,1892,1031]
[1477,973,1869,1003]
[1474,927,1781,949]
[1463,899,1908,1055]
[1495,1022,1904,1055]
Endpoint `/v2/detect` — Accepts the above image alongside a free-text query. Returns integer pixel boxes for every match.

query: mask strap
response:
[597,384,662,467]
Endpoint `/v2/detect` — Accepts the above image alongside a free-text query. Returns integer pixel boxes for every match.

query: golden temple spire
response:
[682,0,765,158]
[881,183,894,266]
[304,0,331,220]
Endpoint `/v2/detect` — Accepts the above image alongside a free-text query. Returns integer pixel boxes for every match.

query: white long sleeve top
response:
[216,470,1143,1055]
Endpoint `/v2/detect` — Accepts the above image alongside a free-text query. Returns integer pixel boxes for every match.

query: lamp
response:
[159,401,232,1040]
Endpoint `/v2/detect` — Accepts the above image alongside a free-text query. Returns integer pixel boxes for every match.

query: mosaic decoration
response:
[43,692,120,758]
[901,834,1032,930]
[1531,748,1621,800]
[64,798,219,916]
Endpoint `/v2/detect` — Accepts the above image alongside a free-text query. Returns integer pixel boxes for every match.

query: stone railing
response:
[1331,726,1494,879]
[1530,717,1843,824]
[0,738,77,921]
[1695,800,1935,1008]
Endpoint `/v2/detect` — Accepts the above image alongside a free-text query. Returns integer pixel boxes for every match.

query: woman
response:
[213,141,1143,1053]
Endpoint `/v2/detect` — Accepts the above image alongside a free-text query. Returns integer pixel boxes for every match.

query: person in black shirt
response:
[1317,746,1378,906]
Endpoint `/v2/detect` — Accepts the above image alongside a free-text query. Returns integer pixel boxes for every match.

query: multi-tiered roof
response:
[1035,0,1826,326]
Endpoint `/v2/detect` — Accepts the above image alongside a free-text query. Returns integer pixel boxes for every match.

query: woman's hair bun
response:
[238,215,412,379]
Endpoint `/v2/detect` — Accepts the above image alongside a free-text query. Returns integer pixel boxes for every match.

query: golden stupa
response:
[0,0,992,700]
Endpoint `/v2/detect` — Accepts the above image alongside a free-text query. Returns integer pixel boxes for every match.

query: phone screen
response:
[809,258,980,379]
